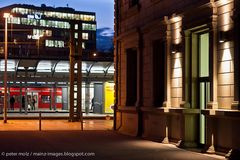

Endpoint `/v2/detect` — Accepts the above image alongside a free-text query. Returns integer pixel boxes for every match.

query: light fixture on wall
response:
[171,44,181,54]
[219,31,230,43]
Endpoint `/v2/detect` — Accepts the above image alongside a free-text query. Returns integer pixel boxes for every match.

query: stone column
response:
[206,2,218,153]
[207,5,218,109]
[163,16,171,108]
[180,30,191,108]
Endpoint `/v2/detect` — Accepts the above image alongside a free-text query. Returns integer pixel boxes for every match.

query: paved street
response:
[0,120,225,160]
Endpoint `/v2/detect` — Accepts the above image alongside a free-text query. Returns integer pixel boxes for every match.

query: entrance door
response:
[199,79,210,145]
[198,33,209,145]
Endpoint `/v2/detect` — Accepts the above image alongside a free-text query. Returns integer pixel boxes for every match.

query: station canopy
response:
[0,59,114,84]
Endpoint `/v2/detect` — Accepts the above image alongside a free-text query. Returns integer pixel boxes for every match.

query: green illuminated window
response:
[199,33,209,77]
[11,7,95,22]
[45,40,64,48]
[82,23,96,31]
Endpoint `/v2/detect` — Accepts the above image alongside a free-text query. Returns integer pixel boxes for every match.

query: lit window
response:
[45,40,64,48]
[82,33,89,40]
[75,24,78,30]
[82,42,85,49]
[82,23,96,31]
[11,7,95,23]
[45,30,52,36]
[74,33,78,39]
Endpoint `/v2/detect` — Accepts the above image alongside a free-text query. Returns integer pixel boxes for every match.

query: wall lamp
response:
[171,44,181,54]
[219,31,230,43]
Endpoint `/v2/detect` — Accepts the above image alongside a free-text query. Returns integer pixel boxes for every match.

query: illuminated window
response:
[56,96,62,103]
[82,23,96,31]
[42,95,51,103]
[33,29,51,37]
[45,40,64,48]
[74,33,78,39]
[82,42,85,49]
[82,33,89,40]
[75,24,78,30]
[11,7,95,22]
[8,17,20,24]
[11,7,95,21]
[45,30,52,36]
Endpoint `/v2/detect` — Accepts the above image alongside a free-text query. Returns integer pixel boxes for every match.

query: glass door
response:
[199,80,210,144]
[198,33,209,145]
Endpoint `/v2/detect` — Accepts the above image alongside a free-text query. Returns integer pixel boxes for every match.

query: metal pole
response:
[39,112,42,131]
[38,38,40,55]
[3,15,8,123]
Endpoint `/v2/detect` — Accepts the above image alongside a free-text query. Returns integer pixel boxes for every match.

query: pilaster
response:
[207,2,218,109]
[163,16,171,108]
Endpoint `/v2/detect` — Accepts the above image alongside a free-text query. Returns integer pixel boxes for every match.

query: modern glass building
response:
[0,4,114,115]
[0,4,96,59]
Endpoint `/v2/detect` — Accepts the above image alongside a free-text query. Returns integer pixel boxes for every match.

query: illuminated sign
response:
[104,82,114,113]
[27,13,42,19]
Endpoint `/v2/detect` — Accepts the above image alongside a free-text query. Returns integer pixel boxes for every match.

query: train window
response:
[42,95,51,103]
[56,96,62,103]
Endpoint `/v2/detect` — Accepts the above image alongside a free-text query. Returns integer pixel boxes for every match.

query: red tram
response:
[1,87,63,110]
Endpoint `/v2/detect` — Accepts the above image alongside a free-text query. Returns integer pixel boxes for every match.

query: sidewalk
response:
[0,129,225,160]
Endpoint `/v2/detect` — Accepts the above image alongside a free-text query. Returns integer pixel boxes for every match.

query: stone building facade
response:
[114,0,240,155]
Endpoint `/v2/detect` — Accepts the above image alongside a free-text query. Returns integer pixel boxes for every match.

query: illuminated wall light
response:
[171,44,181,54]
[219,31,230,43]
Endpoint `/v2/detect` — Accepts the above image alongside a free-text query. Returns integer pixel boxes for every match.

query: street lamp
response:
[3,13,12,123]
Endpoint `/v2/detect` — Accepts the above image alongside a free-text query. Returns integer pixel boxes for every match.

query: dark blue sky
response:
[0,0,114,29]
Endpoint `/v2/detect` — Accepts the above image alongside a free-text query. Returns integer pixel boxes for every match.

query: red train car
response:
[2,87,63,110]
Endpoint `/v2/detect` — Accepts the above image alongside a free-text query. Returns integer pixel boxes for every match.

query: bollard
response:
[39,112,42,131]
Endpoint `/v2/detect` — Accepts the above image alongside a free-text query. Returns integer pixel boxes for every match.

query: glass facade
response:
[82,23,96,31]
[11,7,96,21]
[45,40,65,48]
[9,17,71,29]
[33,29,52,37]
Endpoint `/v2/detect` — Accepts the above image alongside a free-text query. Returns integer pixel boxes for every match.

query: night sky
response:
[0,0,114,29]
